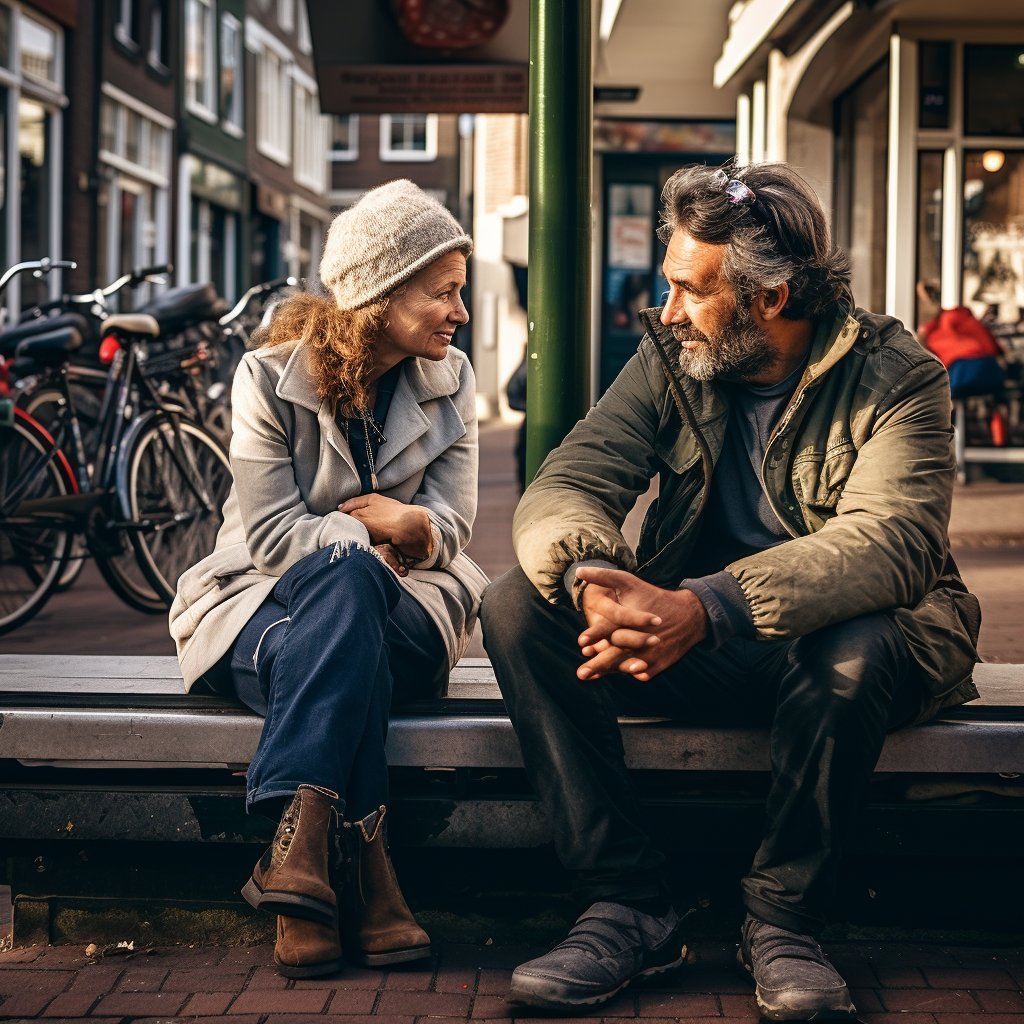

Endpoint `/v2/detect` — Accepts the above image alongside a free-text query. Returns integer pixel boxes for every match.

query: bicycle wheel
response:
[94,537,169,613]
[119,415,232,606]
[0,414,74,634]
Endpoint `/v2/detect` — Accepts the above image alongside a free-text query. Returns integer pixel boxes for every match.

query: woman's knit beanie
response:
[319,179,473,310]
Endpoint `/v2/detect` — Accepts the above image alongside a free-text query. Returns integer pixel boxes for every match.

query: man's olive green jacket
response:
[513,305,981,722]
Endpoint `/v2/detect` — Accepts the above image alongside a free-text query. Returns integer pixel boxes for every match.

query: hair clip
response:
[724,179,756,204]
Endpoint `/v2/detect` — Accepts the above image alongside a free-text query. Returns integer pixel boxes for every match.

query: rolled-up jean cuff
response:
[742,891,824,936]
[247,783,339,819]
[572,878,671,913]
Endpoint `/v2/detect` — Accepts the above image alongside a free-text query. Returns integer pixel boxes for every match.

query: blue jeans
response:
[221,544,448,819]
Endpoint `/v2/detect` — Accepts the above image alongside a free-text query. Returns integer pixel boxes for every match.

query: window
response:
[220,13,243,134]
[293,77,327,193]
[278,0,295,32]
[148,0,169,71]
[114,0,139,49]
[964,44,1024,138]
[19,15,57,85]
[256,47,291,163]
[19,98,52,308]
[296,0,311,54]
[329,114,358,161]
[0,6,10,68]
[98,90,172,183]
[184,0,216,122]
[379,113,438,162]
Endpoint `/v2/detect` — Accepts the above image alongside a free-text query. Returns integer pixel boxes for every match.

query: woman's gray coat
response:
[170,338,488,691]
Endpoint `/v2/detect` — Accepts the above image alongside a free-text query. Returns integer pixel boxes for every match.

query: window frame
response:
[184,0,217,124]
[378,113,438,162]
[292,69,326,193]
[219,11,244,137]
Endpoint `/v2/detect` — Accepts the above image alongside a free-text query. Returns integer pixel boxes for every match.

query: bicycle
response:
[0,267,232,634]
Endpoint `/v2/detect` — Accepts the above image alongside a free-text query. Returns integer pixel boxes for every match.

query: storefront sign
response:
[319,65,527,114]
[594,119,736,154]
[256,185,289,221]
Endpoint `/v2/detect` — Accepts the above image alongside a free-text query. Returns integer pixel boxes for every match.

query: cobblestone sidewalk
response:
[2,938,1023,1023]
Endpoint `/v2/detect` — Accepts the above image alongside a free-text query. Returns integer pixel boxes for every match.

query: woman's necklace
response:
[358,410,387,492]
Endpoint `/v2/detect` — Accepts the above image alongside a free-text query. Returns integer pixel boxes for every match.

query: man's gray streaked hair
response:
[658,162,852,320]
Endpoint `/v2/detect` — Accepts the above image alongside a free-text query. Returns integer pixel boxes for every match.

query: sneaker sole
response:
[508,951,686,1010]
[735,948,856,1020]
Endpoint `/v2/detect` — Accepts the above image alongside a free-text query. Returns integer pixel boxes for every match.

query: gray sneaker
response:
[737,913,856,1020]
[508,902,686,1010]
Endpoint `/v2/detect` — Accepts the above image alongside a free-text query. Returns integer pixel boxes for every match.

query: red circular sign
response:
[394,0,510,50]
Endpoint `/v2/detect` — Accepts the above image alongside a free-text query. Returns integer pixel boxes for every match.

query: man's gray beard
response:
[672,303,777,382]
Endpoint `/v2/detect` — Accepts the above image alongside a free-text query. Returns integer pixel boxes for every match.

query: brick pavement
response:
[1,938,1023,1022]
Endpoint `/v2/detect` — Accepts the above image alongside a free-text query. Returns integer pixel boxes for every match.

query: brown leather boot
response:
[340,806,431,966]
[274,914,344,979]
[242,784,339,927]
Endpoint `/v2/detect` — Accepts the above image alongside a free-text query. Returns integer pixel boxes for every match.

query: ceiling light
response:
[982,150,1005,173]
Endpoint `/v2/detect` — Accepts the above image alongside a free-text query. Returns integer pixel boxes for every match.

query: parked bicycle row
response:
[0,259,297,635]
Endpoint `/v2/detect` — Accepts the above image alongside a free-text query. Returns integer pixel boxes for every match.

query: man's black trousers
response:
[480,567,923,934]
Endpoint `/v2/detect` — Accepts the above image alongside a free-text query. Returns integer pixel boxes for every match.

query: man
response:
[481,163,980,1020]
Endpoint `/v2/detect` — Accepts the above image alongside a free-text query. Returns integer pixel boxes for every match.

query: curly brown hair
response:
[253,291,391,413]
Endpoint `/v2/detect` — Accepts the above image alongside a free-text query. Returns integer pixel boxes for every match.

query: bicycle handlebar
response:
[66,263,174,305]
[0,258,78,295]
[219,276,298,326]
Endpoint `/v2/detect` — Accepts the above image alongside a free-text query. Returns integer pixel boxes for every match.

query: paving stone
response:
[476,969,513,995]
[132,1018,261,1024]
[850,987,885,1012]
[717,991,760,1017]
[868,946,959,968]
[637,990,719,1016]
[376,989,472,1016]
[285,968,382,990]
[879,988,980,1013]
[321,987,378,1014]
[934,1016,1024,1024]
[38,991,103,1018]
[439,945,546,969]
[116,967,168,991]
[0,969,73,997]
[91,990,189,1016]
[974,988,1024,1013]
[921,967,1017,989]
[160,968,252,991]
[267,1018,413,1024]
[472,993,513,1018]
[65,965,126,995]
[435,967,478,993]
[0,945,46,965]
[874,965,928,987]
[217,945,277,967]
[228,988,331,1014]
[180,991,237,1015]
[382,964,437,990]
[666,967,750,994]
[857,1015,939,1024]
[242,965,294,990]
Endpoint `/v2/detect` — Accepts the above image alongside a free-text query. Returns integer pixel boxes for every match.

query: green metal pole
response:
[525,0,592,484]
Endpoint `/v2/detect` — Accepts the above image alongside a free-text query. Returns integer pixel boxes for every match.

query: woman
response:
[170,180,488,978]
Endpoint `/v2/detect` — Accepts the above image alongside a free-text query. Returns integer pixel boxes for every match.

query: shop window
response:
[330,114,358,161]
[914,152,944,328]
[220,13,243,134]
[185,0,216,122]
[964,44,1024,138]
[834,61,888,314]
[918,41,951,131]
[379,113,437,162]
[256,47,291,164]
[19,15,57,85]
[963,149,1024,353]
[18,98,51,308]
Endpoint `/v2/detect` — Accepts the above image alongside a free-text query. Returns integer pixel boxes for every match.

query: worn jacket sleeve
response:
[727,358,954,638]
[230,356,371,575]
[513,347,665,602]
[410,354,478,570]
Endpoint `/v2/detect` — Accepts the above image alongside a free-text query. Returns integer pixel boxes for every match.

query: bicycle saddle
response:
[137,283,228,335]
[0,312,90,357]
[101,314,161,338]
[14,325,83,366]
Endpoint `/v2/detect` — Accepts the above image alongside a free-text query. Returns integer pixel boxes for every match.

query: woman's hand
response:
[339,494,433,561]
